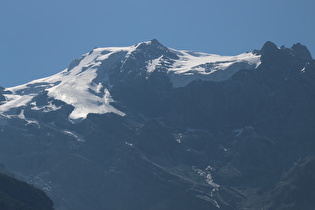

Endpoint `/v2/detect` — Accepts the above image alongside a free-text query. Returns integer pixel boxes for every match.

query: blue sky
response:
[1,0,314,87]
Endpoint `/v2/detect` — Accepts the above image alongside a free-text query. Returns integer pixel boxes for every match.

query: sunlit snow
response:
[0,40,261,121]
[146,56,163,73]
[166,50,261,87]
[0,46,136,121]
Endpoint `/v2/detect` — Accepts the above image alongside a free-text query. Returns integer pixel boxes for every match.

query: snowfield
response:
[0,40,261,121]
[167,49,261,87]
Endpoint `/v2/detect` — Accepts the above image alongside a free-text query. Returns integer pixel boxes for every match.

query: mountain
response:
[0,164,54,210]
[0,39,314,209]
[0,86,5,102]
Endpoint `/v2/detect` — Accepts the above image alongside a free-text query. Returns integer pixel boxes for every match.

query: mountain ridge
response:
[0,39,264,121]
[0,40,314,210]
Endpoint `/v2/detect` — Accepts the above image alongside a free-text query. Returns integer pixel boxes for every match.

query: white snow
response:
[146,56,163,73]
[0,90,35,114]
[0,45,137,121]
[18,109,40,126]
[45,49,128,120]
[205,173,220,188]
[175,133,183,143]
[167,49,261,87]
[0,41,261,121]
[63,130,85,142]
[31,101,61,113]
[206,166,215,171]
[125,142,134,147]
[210,188,221,208]
[194,167,220,189]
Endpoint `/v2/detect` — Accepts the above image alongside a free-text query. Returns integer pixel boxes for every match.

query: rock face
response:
[262,157,315,210]
[0,165,54,210]
[0,40,314,209]
[0,86,5,102]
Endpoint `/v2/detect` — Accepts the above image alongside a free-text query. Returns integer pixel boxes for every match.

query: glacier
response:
[0,40,261,121]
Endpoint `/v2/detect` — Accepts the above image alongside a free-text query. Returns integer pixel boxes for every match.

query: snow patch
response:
[193,166,221,208]
[20,110,40,126]
[146,56,163,73]
[193,166,220,188]
[31,101,61,113]
[125,142,134,147]
[175,133,183,144]
[211,188,220,208]
[0,94,33,115]
[168,50,261,87]
[63,130,85,142]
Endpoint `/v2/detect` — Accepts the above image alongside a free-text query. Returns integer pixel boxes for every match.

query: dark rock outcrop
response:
[0,172,54,210]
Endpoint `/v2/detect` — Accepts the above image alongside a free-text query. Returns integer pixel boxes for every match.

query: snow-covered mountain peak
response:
[0,40,261,122]
[133,39,164,48]
[0,46,133,121]
[154,49,261,87]
[45,49,126,120]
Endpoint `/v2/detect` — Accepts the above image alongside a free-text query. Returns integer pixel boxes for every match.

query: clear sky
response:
[1,0,314,87]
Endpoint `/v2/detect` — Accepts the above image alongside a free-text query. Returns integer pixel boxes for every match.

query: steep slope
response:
[261,157,315,210]
[0,39,260,122]
[0,40,314,210]
[0,169,54,210]
[0,87,5,102]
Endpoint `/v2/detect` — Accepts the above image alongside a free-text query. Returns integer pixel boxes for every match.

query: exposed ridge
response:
[260,41,279,54]
[291,43,313,60]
